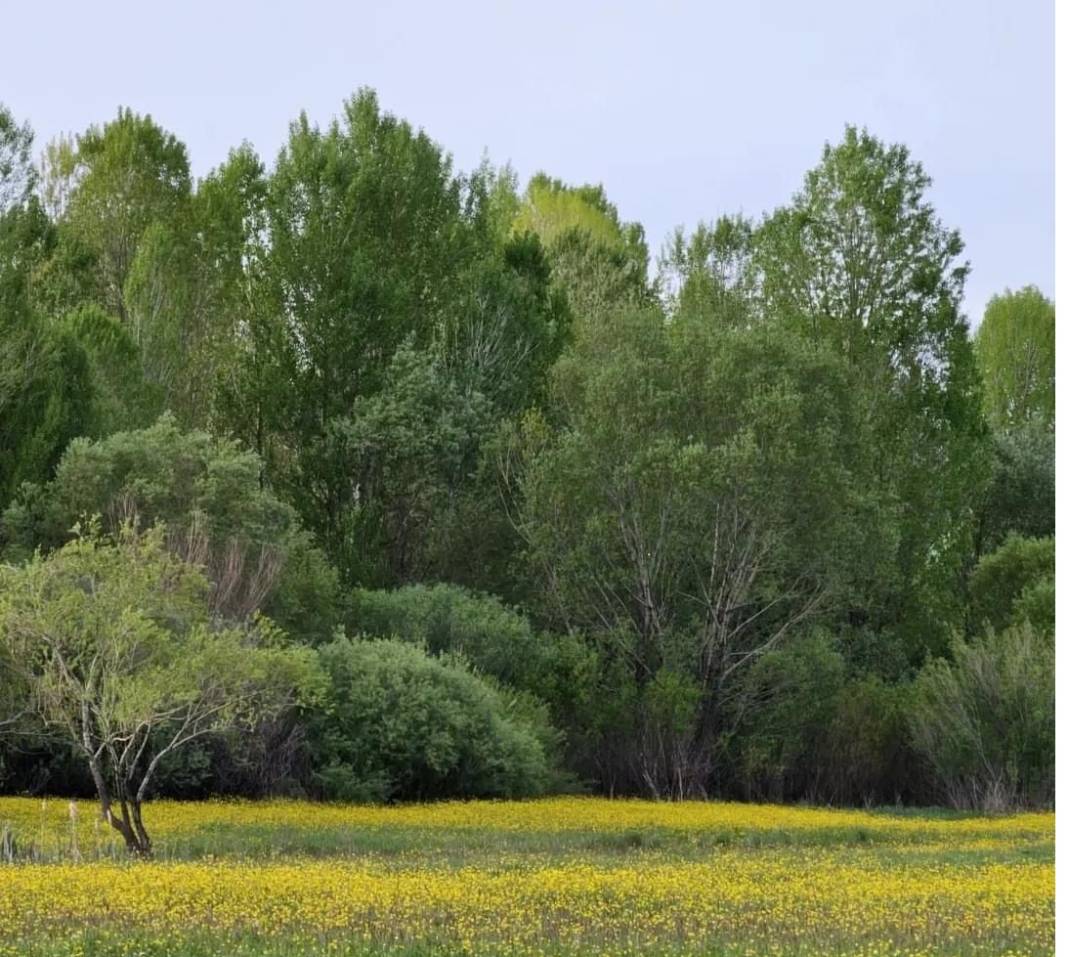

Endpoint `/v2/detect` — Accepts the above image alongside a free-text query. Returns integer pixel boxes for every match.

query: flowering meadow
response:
[0,797,1053,956]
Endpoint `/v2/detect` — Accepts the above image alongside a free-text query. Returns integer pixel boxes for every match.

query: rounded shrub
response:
[309,637,555,802]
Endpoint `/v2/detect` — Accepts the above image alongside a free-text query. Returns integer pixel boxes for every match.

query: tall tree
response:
[48,108,191,327]
[0,103,34,214]
[515,173,651,325]
[125,144,270,428]
[518,305,888,796]
[0,109,98,511]
[249,91,467,579]
[658,215,754,326]
[974,286,1054,429]
[751,126,989,659]
[244,93,568,584]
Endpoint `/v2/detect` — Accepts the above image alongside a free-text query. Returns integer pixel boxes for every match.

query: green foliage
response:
[1,415,339,643]
[658,215,754,325]
[968,534,1053,634]
[442,229,571,413]
[0,167,99,513]
[730,632,917,805]
[0,102,34,214]
[751,125,990,661]
[334,344,495,584]
[0,524,316,851]
[343,583,595,780]
[975,286,1055,429]
[976,423,1054,553]
[49,108,191,324]
[125,145,271,429]
[229,93,565,585]
[0,93,1052,811]
[823,676,914,805]
[509,173,651,329]
[733,631,846,801]
[0,320,95,512]
[515,174,647,259]
[346,583,550,693]
[310,637,555,801]
[515,175,651,328]
[60,303,160,432]
[910,624,1054,810]
[519,304,890,795]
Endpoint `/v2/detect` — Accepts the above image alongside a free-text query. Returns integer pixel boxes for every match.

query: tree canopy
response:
[0,97,1053,816]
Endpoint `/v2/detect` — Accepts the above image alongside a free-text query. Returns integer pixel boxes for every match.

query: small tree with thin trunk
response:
[0,523,314,856]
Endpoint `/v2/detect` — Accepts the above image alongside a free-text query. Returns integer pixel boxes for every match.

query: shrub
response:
[823,676,916,806]
[1,414,339,643]
[346,584,545,687]
[909,623,1054,810]
[969,534,1053,633]
[345,584,595,720]
[731,631,846,802]
[309,637,556,801]
[730,632,921,806]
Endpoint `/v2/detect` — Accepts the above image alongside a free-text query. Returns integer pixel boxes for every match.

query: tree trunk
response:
[86,755,138,854]
[130,799,152,856]
[91,773,150,857]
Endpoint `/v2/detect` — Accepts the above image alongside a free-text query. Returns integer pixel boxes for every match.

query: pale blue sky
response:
[2,0,1053,325]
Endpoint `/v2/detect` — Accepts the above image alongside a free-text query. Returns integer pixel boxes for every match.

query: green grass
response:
[0,797,1053,957]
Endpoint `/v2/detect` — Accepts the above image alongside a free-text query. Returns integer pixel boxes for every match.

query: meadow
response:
[0,797,1053,957]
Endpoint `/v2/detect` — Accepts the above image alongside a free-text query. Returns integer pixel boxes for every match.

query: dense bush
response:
[1,415,340,643]
[346,583,597,729]
[909,623,1054,810]
[822,676,917,806]
[309,637,557,801]
[969,534,1053,633]
[346,584,548,689]
[730,633,918,806]
[976,425,1054,554]
[732,632,846,802]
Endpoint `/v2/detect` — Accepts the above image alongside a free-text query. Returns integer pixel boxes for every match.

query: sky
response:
[1,0,1053,326]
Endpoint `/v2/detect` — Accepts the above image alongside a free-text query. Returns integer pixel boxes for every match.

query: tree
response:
[0,110,105,514]
[751,126,989,659]
[0,321,95,510]
[731,630,846,802]
[329,343,494,585]
[975,286,1054,429]
[125,144,271,428]
[0,103,34,215]
[514,173,651,325]
[0,525,314,854]
[442,229,571,414]
[47,108,191,326]
[517,306,888,796]
[975,423,1054,555]
[658,215,754,326]
[2,415,339,644]
[968,534,1054,634]
[244,92,482,578]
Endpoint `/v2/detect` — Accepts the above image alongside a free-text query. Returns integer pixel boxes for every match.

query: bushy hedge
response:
[909,623,1054,810]
[309,637,557,802]
[345,583,597,731]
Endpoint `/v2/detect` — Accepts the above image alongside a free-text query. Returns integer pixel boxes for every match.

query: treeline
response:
[0,94,1054,819]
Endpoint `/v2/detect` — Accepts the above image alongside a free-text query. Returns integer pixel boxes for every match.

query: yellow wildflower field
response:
[0,797,1053,956]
